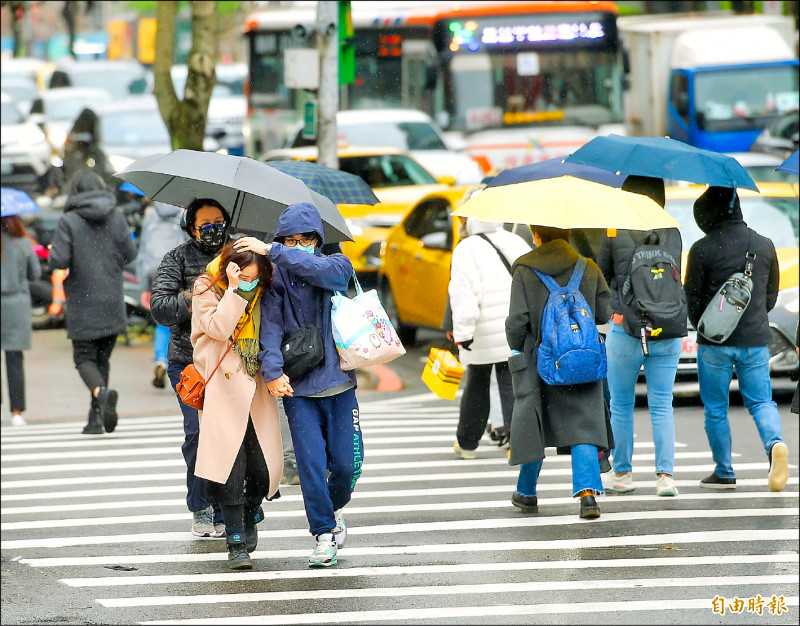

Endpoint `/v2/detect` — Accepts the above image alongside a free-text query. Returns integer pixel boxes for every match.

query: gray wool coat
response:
[1,232,41,351]
[49,189,137,341]
[505,239,612,465]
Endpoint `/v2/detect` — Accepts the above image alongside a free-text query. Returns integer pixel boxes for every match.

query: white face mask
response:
[296,242,316,254]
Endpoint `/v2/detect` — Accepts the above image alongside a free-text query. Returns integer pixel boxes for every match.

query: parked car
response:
[285,108,486,185]
[665,183,799,378]
[0,57,54,91]
[261,145,470,278]
[28,87,114,155]
[0,77,39,116]
[0,92,51,195]
[49,59,147,100]
[750,109,799,159]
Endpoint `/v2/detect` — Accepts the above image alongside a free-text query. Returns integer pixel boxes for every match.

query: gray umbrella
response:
[113,150,353,243]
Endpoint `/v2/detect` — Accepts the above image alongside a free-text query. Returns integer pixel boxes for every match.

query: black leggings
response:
[72,335,117,409]
[456,361,514,450]
[2,351,25,413]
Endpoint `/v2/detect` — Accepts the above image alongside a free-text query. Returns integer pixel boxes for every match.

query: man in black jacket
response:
[151,198,231,538]
[684,186,788,493]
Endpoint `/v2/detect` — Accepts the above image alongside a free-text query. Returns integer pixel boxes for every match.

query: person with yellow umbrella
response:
[453,176,680,519]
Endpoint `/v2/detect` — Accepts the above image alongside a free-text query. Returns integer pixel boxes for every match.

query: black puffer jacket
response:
[150,238,218,365]
[684,187,779,347]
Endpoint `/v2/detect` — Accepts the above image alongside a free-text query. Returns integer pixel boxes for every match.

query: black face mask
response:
[197,223,228,252]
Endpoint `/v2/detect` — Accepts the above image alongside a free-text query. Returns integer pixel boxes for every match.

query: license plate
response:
[680,330,698,360]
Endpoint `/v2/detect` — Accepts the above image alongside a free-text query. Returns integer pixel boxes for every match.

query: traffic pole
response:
[316,0,338,169]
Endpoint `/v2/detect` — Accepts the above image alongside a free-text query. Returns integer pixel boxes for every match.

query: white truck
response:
[617,13,798,152]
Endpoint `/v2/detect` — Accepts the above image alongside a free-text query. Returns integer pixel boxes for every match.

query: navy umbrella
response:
[486,157,626,189]
[265,160,380,206]
[775,150,798,175]
[1,187,40,218]
[114,150,353,243]
[564,134,759,191]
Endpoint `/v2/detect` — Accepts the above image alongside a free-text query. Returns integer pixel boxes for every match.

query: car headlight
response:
[776,286,799,314]
[108,154,135,173]
[47,127,68,149]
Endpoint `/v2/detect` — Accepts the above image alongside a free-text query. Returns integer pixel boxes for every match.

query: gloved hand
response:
[457,339,473,351]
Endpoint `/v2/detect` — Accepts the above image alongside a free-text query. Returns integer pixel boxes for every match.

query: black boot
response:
[96,387,118,433]
[579,491,600,519]
[226,533,252,570]
[82,407,103,435]
[244,506,264,553]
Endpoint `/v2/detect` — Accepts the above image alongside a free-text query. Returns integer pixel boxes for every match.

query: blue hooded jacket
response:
[259,202,356,395]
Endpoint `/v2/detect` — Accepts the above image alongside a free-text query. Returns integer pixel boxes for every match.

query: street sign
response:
[302,100,317,139]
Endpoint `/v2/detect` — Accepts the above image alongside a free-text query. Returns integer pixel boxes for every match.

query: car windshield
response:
[65,68,143,99]
[0,101,24,125]
[99,109,170,146]
[46,94,112,121]
[338,122,448,151]
[339,154,437,187]
[665,195,800,249]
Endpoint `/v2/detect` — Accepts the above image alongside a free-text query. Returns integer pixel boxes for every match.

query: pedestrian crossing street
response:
[2,391,798,624]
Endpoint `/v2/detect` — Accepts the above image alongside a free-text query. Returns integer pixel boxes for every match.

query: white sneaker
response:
[656,474,678,497]
[11,414,27,427]
[309,533,338,567]
[600,469,615,490]
[454,442,477,460]
[333,508,347,547]
[608,472,635,493]
[769,442,789,492]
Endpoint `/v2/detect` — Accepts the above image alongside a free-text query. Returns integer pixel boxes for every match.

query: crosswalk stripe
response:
[137,597,800,625]
[93,574,799,608]
[4,513,796,549]
[2,478,797,510]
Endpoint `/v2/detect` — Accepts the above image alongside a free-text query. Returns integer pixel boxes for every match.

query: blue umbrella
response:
[775,150,798,175]
[120,180,147,196]
[1,187,40,218]
[564,134,759,191]
[486,157,626,189]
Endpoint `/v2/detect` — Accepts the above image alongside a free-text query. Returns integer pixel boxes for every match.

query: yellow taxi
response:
[664,183,799,376]
[260,146,469,277]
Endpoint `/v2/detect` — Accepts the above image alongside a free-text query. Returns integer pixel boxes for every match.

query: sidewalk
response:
[1,328,408,425]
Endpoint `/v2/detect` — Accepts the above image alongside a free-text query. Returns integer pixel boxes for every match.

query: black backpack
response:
[619,230,687,355]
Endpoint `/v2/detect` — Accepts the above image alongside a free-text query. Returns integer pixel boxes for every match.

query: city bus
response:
[242,1,625,171]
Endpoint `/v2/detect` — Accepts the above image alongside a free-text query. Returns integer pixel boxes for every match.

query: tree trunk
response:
[153,1,217,151]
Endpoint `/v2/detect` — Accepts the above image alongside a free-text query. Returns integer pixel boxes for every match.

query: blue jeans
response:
[606,322,681,476]
[167,362,220,521]
[516,444,604,498]
[697,344,783,479]
[283,387,363,536]
[153,324,170,364]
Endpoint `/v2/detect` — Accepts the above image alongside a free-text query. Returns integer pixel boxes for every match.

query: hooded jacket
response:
[449,218,531,365]
[259,202,356,396]
[685,186,779,347]
[48,189,137,341]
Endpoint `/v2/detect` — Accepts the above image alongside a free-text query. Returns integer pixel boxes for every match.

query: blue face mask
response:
[296,243,316,254]
[237,278,259,292]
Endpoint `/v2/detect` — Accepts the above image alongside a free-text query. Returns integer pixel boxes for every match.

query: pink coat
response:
[191,275,282,495]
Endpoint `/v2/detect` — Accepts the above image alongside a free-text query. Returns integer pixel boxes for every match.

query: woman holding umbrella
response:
[1,211,41,426]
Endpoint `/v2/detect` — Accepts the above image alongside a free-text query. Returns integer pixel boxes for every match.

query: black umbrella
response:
[114,150,353,243]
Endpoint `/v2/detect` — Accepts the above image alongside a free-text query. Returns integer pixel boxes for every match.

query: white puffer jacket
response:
[449,218,532,366]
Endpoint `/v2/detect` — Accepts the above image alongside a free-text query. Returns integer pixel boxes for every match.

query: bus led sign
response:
[481,22,606,44]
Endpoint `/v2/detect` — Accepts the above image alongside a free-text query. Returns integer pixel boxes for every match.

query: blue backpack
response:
[532,256,607,386]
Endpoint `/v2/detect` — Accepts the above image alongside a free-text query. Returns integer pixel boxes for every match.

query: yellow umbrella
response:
[452,175,680,231]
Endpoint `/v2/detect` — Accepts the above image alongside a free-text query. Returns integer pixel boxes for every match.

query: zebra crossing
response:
[2,391,797,624]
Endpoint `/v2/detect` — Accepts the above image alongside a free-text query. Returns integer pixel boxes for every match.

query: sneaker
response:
[96,387,118,433]
[11,414,27,427]
[244,506,263,553]
[309,533,338,567]
[579,491,600,519]
[152,362,167,389]
[608,472,635,493]
[768,442,789,492]
[333,508,347,547]
[454,441,477,460]
[191,506,216,537]
[227,537,252,570]
[493,426,510,448]
[511,491,538,513]
[81,408,104,435]
[213,522,225,538]
[281,462,301,486]
[600,469,615,490]
[699,472,736,490]
[656,474,679,497]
